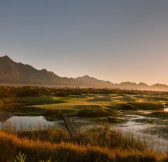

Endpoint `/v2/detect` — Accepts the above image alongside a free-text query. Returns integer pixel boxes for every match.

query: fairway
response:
[3,91,166,117]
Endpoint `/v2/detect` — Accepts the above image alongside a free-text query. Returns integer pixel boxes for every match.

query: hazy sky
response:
[0,0,168,85]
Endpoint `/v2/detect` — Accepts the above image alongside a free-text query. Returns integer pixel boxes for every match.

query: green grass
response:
[24,96,67,105]
[3,93,166,117]
[87,97,112,102]
[5,106,47,115]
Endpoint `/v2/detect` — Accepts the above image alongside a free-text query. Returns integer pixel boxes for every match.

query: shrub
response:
[78,109,111,117]
[122,103,137,110]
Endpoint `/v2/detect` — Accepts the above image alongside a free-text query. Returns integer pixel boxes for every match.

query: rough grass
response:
[0,128,167,162]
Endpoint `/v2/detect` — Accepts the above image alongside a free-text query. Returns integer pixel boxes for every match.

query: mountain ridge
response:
[0,55,168,91]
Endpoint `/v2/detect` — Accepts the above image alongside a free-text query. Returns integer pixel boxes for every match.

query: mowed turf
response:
[5,93,166,116]
[5,95,113,115]
[32,95,112,115]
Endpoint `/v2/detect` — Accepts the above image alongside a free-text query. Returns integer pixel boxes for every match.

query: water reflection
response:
[164,108,168,112]
[116,114,168,153]
[0,116,63,130]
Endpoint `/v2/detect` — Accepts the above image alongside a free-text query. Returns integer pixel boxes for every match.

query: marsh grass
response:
[0,127,167,162]
[77,126,147,151]
[143,125,168,139]
[16,128,71,143]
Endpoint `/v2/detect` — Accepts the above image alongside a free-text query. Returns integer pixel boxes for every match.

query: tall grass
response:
[16,128,71,143]
[78,126,147,151]
[0,127,167,162]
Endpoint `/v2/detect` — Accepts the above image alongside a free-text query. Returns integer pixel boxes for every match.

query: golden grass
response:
[0,130,167,162]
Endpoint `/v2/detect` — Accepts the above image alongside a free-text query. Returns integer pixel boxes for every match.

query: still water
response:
[164,108,168,112]
[0,116,63,130]
[73,114,168,153]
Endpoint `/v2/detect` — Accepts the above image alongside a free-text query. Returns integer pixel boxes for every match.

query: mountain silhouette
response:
[0,56,64,85]
[0,56,168,91]
[0,56,114,88]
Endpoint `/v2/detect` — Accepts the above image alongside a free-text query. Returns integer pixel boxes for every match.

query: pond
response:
[0,116,64,130]
[115,114,168,153]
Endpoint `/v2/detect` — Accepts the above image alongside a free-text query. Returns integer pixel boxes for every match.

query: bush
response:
[78,108,111,117]
[122,103,137,110]
[44,109,61,117]
[122,102,164,110]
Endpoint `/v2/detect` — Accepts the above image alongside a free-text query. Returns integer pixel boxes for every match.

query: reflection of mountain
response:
[0,55,168,91]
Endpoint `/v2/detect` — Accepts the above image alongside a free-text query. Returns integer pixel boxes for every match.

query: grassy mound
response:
[121,102,164,110]
[78,108,111,117]
[44,109,61,117]
[121,103,137,110]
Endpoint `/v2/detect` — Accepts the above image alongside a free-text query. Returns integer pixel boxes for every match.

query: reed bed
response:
[0,127,167,162]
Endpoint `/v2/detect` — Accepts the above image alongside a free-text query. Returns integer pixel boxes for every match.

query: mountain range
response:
[0,55,168,91]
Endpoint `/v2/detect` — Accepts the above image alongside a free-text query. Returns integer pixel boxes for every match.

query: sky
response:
[0,0,168,85]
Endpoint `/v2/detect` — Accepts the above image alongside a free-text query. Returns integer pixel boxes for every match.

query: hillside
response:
[0,55,168,91]
[0,56,114,88]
